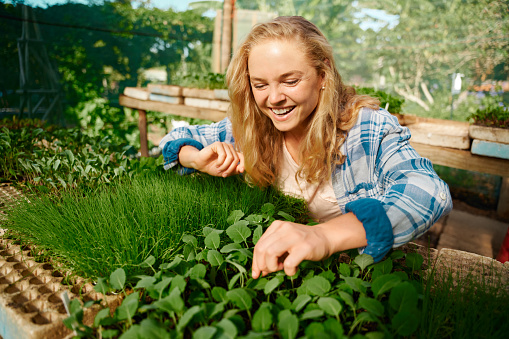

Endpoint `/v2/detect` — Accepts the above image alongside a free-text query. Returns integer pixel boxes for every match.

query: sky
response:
[4,0,200,11]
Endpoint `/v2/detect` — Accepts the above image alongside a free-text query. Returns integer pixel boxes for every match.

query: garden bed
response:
[1,177,508,338]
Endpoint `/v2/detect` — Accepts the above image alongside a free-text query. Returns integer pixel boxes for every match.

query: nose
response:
[268,85,285,105]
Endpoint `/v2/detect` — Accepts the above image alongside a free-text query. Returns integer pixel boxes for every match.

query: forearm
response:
[317,212,368,257]
[178,145,200,169]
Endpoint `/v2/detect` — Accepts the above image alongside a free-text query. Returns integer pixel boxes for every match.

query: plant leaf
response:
[264,276,283,295]
[291,294,312,312]
[277,309,299,339]
[115,291,139,322]
[339,262,351,277]
[300,309,325,320]
[354,253,374,271]
[207,250,224,267]
[405,253,424,271]
[177,305,201,332]
[226,288,253,310]
[215,318,238,339]
[253,225,263,245]
[220,243,242,253]
[317,297,343,316]
[261,203,275,218]
[389,281,418,312]
[227,210,245,224]
[277,211,295,222]
[205,231,221,250]
[140,255,156,268]
[182,234,198,247]
[226,222,251,243]
[391,309,420,336]
[193,326,217,339]
[138,318,171,339]
[323,318,344,338]
[306,276,331,296]
[110,268,126,291]
[343,277,366,294]
[371,273,402,298]
[212,287,227,302]
[252,303,273,332]
[94,308,111,327]
[358,296,384,318]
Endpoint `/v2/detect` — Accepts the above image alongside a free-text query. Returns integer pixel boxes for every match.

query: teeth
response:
[272,107,293,115]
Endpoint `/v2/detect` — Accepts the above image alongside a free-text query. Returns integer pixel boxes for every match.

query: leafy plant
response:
[468,104,508,129]
[355,87,406,114]
[4,171,307,278]
[174,72,227,90]
[62,207,426,338]
[0,116,140,191]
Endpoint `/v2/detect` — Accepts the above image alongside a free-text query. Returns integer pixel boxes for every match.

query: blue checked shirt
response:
[159,108,452,261]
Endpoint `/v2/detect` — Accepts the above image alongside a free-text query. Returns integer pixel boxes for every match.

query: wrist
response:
[317,212,367,257]
[179,145,200,169]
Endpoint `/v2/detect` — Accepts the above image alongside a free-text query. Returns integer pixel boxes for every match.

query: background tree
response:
[357,0,509,115]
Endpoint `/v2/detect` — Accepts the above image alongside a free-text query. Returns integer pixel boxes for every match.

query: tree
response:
[357,0,509,112]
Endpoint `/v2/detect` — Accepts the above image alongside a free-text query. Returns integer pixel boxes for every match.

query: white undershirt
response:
[278,142,342,223]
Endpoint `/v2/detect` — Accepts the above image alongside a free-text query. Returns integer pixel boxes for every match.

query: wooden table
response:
[120,94,509,218]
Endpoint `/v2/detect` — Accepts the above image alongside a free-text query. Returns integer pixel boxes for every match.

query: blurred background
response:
[1,0,508,211]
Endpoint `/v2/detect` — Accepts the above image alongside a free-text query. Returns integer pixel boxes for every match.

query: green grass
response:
[4,171,307,279]
[419,262,509,339]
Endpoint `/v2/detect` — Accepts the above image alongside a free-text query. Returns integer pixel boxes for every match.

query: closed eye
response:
[252,83,267,89]
[284,79,299,86]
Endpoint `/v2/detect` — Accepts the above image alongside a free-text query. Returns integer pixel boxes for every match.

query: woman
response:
[159,16,452,279]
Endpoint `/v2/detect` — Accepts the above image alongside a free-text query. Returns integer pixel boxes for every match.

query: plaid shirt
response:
[159,108,452,261]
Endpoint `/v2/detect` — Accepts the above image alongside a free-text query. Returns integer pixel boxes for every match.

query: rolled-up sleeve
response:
[336,108,452,261]
[158,118,234,173]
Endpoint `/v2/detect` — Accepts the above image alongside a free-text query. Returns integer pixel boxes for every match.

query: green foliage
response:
[173,72,227,90]
[0,116,140,191]
[355,87,405,113]
[468,104,509,129]
[5,171,307,278]
[61,206,428,338]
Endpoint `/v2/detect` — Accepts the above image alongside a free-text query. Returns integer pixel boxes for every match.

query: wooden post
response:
[138,109,149,157]
[498,177,509,220]
[212,9,222,73]
[220,0,233,73]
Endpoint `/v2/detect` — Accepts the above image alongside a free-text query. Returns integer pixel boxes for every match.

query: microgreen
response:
[60,205,434,338]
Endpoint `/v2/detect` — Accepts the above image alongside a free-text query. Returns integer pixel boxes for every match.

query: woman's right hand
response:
[179,142,244,177]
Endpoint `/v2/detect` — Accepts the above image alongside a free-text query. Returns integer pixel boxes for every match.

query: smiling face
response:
[248,39,324,141]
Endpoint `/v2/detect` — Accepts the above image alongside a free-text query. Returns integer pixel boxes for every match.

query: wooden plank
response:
[471,139,509,160]
[149,93,183,105]
[469,125,509,144]
[119,95,227,122]
[214,89,229,101]
[410,141,509,177]
[182,87,216,100]
[408,121,470,149]
[147,84,182,97]
[184,97,229,111]
[123,87,150,100]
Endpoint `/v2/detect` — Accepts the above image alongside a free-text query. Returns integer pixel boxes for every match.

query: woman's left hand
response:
[251,213,368,279]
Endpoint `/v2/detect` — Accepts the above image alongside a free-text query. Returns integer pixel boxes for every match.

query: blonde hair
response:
[226,16,379,187]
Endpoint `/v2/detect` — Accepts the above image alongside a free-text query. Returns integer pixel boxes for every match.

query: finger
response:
[236,152,245,173]
[216,144,236,173]
[222,146,241,176]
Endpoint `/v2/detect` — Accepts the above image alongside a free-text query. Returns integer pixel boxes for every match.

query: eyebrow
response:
[249,70,305,82]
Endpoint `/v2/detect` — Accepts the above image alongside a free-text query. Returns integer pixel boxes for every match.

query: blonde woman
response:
[159,16,452,279]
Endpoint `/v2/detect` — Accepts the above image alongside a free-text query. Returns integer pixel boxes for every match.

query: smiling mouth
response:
[270,106,295,116]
